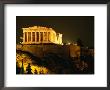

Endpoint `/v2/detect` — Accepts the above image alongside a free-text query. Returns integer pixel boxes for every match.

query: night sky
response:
[16,16,94,47]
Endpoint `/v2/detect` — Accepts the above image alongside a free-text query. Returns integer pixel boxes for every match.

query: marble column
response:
[43,32,44,42]
[39,32,41,43]
[31,32,32,43]
[27,32,28,43]
[23,32,25,43]
[47,32,48,42]
[38,32,39,43]
[34,32,36,43]
[30,32,32,43]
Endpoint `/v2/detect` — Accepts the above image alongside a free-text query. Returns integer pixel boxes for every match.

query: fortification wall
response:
[16,44,80,58]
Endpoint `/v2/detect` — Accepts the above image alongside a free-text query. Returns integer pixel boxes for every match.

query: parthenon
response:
[22,26,62,45]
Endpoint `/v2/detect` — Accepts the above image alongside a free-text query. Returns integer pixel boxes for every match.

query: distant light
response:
[20,37,23,39]
[68,43,71,45]
[74,43,77,45]
[61,43,64,45]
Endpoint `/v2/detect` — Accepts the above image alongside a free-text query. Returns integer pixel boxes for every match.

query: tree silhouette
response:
[16,62,21,74]
[20,59,24,74]
[76,38,84,47]
[34,69,38,74]
[76,38,84,61]
[26,63,32,74]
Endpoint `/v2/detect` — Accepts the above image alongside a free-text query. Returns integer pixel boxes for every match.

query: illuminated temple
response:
[22,26,62,45]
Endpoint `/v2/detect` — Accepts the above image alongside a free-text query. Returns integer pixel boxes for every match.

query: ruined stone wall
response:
[16,44,80,58]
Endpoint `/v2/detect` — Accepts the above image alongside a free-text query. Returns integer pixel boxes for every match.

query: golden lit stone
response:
[22,26,63,45]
